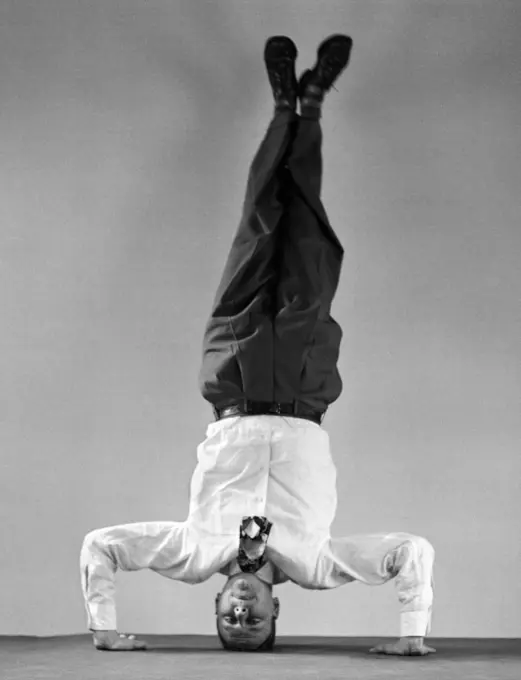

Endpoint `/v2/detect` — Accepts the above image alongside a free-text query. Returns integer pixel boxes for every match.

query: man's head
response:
[215,572,280,652]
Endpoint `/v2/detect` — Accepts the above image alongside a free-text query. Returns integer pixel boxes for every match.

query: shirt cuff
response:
[87,604,117,631]
[400,609,431,638]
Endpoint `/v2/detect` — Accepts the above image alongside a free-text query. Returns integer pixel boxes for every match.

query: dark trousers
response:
[199,110,344,412]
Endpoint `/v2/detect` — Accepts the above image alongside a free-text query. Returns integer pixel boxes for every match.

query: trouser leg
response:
[273,114,344,409]
[199,110,297,407]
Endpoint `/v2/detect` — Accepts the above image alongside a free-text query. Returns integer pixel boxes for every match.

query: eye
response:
[224,616,262,626]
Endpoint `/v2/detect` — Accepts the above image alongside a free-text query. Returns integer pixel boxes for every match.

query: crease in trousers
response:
[199,109,344,412]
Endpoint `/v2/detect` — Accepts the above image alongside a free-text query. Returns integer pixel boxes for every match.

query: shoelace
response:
[318,58,344,91]
[269,67,294,92]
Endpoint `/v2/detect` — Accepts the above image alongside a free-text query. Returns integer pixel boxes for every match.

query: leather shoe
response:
[298,34,352,102]
[264,36,298,110]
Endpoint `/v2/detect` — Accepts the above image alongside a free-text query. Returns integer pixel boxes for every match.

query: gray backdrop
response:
[1,0,520,637]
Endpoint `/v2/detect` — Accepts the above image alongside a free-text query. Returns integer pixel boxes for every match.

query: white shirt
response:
[81,415,434,637]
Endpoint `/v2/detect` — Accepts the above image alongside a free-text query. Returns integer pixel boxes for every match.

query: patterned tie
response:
[237,515,273,573]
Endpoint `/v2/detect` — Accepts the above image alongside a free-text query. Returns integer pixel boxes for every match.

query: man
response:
[80,35,436,656]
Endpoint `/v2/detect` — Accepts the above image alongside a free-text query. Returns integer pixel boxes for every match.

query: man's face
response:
[215,572,279,650]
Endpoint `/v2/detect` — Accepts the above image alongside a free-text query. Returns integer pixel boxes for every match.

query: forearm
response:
[392,538,435,638]
[318,532,435,638]
[80,520,213,632]
[80,530,119,630]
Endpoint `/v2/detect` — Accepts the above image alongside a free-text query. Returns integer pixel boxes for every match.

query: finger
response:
[412,647,433,656]
[122,640,147,651]
[114,639,147,651]
[407,647,429,656]
[369,645,386,654]
[94,642,111,651]
[425,646,437,653]
[114,639,134,650]
[407,648,425,656]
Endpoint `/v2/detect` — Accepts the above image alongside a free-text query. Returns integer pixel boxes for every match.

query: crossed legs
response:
[199,35,351,411]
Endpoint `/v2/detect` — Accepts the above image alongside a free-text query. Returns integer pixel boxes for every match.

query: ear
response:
[214,593,221,615]
[272,596,280,620]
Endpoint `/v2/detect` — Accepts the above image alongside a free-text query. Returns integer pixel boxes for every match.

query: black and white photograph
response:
[1,1,520,679]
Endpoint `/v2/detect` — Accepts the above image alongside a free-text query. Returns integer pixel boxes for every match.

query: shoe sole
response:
[264,35,298,63]
[317,34,352,61]
[298,34,352,95]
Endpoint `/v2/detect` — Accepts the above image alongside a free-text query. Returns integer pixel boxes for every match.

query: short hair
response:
[217,617,276,652]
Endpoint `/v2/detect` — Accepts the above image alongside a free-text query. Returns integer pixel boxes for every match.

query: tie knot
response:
[238,516,273,573]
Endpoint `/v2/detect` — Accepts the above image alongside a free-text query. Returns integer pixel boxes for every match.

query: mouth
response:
[232,580,255,597]
[232,591,255,601]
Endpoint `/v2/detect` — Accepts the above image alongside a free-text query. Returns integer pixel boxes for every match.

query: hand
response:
[92,630,147,651]
[369,636,436,656]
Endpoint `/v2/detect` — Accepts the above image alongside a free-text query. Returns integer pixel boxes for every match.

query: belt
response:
[213,401,325,426]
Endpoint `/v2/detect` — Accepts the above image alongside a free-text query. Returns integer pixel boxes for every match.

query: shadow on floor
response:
[142,635,521,658]
[4,634,518,657]
[1,635,520,680]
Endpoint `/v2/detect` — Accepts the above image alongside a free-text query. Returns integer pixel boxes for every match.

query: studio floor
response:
[1,635,520,680]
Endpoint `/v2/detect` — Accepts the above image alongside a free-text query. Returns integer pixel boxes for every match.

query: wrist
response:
[92,629,115,633]
[92,630,117,638]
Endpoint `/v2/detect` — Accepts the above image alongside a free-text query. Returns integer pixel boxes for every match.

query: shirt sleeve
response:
[80,521,200,631]
[315,532,435,638]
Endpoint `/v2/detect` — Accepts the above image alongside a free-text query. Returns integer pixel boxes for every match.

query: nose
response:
[233,603,251,625]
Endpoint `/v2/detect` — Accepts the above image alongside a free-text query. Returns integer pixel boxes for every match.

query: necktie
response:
[237,515,273,573]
